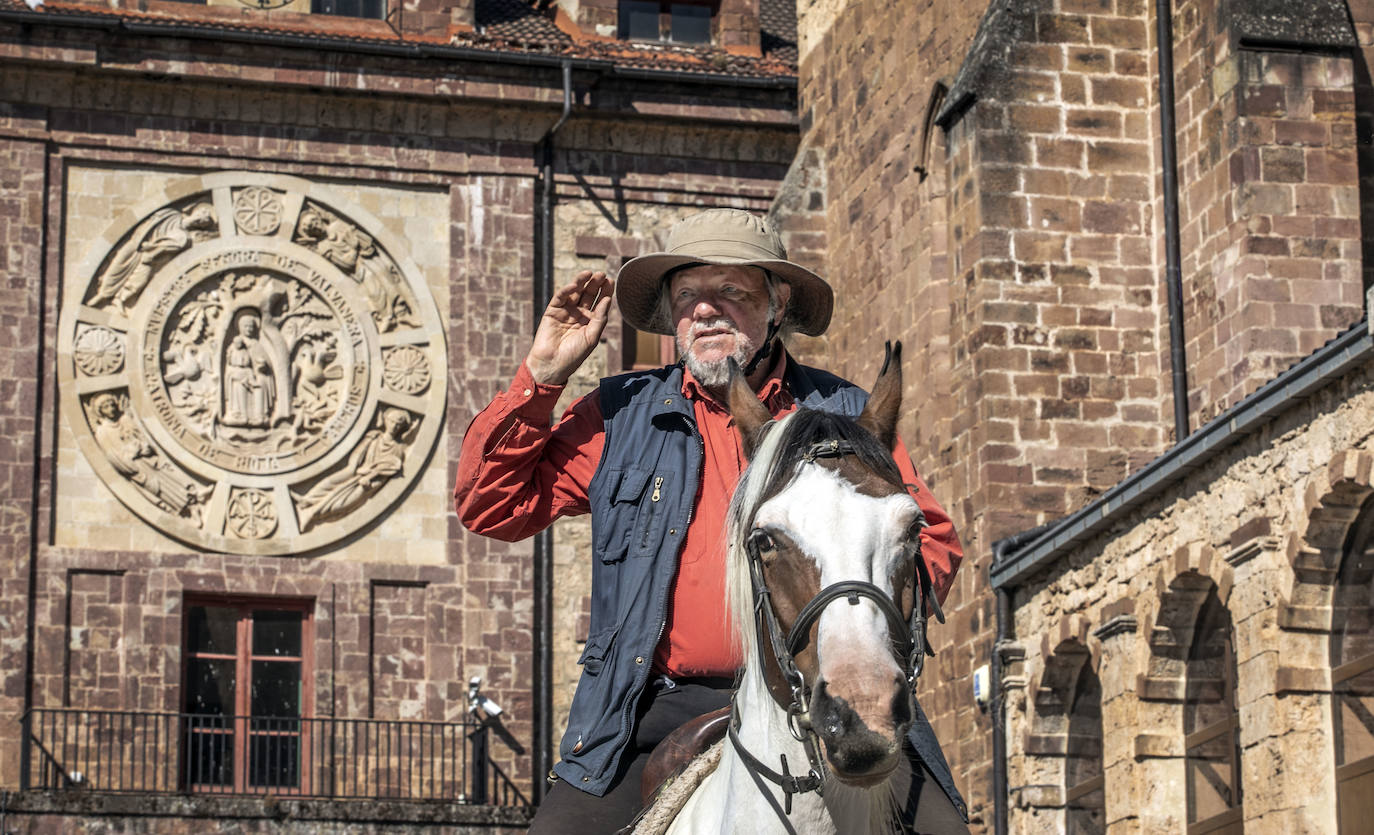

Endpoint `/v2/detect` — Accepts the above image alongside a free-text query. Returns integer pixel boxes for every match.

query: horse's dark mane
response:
[757,408,904,500]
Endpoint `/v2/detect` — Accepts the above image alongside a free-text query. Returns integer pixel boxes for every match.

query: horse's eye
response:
[751,530,776,553]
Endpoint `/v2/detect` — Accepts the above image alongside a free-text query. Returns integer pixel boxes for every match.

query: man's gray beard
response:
[679,328,756,389]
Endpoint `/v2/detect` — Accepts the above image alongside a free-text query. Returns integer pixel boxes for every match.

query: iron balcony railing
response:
[21,708,528,808]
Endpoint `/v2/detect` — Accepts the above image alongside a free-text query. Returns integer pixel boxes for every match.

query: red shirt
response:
[454,356,963,678]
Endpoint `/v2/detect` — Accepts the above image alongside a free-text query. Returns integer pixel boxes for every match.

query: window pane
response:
[185,715,234,786]
[1184,587,1241,825]
[670,4,711,43]
[1336,668,1374,766]
[313,0,384,19]
[1340,765,1374,835]
[1334,535,1374,665]
[185,658,236,715]
[1067,785,1104,835]
[187,606,237,655]
[249,718,301,789]
[620,1,661,40]
[252,609,302,657]
[634,329,663,367]
[1065,667,1103,789]
[1186,723,1237,822]
[251,660,302,717]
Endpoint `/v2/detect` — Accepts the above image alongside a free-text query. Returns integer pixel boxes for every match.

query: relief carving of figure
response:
[89,393,209,525]
[296,408,413,531]
[221,311,279,429]
[89,202,217,316]
[296,206,418,333]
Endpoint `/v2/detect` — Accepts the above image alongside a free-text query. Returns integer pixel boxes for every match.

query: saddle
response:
[640,705,732,805]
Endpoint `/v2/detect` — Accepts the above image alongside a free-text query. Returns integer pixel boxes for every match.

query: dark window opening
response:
[1184,586,1243,835]
[312,0,385,20]
[182,597,313,792]
[1064,664,1104,834]
[619,1,714,44]
[620,0,661,40]
[670,4,711,43]
[1333,500,1374,834]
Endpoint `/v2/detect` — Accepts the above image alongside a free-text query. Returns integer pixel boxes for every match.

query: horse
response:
[635,342,945,834]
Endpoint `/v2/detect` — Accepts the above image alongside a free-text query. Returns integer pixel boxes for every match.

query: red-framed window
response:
[181,596,314,792]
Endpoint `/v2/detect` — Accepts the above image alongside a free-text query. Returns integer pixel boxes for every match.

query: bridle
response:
[728,438,945,827]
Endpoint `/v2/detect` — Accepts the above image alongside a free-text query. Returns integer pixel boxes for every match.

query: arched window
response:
[1064,662,1104,832]
[1332,500,1374,833]
[1184,586,1242,834]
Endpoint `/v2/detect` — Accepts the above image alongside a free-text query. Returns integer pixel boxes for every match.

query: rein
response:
[730,437,945,823]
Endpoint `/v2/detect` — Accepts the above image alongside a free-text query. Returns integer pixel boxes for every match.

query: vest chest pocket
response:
[592,467,651,563]
[591,467,677,563]
[629,469,674,559]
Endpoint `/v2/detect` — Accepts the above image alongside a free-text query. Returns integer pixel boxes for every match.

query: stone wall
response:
[0,15,799,829]
[1171,3,1364,425]
[1003,346,1374,832]
[787,0,990,811]
[789,0,1372,828]
[0,134,45,791]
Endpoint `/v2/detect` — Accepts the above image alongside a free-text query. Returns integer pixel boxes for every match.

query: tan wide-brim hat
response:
[616,209,834,337]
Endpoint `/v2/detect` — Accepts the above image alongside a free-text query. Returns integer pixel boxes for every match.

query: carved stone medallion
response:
[59,172,447,555]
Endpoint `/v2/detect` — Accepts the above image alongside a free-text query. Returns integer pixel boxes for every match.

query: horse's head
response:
[726,343,929,789]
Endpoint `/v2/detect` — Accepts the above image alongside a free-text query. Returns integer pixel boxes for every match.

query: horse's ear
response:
[727,357,773,459]
[857,340,902,450]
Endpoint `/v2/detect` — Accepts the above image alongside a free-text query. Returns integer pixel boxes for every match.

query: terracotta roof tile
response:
[474,0,569,49]
[760,0,798,65]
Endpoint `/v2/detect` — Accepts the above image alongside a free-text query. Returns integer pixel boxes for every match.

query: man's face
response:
[669,265,789,387]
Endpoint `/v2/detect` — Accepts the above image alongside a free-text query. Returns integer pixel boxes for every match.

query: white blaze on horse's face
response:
[752,462,920,778]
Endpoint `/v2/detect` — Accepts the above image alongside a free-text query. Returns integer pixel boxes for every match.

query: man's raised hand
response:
[526,271,616,386]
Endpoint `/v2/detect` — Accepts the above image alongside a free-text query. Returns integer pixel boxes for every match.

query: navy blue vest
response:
[551,361,964,821]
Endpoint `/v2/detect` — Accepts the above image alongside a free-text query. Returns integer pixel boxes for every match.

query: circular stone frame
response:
[58,172,448,555]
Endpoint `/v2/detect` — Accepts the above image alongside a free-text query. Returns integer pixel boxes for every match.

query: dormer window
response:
[619,1,713,45]
[312,0,384,19]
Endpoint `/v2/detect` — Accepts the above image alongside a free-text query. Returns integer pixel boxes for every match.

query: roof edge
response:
[0,7,798,89]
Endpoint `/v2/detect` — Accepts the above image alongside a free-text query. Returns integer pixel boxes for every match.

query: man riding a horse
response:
[454,209,968,832]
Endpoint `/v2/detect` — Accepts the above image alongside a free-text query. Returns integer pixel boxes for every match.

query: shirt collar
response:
[681,349,790,410]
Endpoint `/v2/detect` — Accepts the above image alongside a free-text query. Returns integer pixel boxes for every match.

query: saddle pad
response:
[628,739,724,835]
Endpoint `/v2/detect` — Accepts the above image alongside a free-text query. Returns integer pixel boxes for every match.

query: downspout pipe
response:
[991,586,1011,835]
[989,523,1050,835]
[19,143,53,792]
[531,58,573,806]
[1156,0,1190,442]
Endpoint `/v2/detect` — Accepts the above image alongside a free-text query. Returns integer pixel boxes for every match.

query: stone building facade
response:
[0,0,801,830]
[780,0,1374,830]
[10,0,1374,831]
